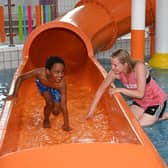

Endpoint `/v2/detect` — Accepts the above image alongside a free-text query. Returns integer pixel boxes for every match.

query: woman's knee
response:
[139,113,156,126]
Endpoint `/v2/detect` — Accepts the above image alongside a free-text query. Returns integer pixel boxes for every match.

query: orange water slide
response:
[0,6,6,43]
[1,0,167,168]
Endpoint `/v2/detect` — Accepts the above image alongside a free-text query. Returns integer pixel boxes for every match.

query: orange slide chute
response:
[1,0,167,168]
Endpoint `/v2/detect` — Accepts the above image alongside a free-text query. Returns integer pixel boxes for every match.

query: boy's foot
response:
[52,111,59,116]
[43,119,51,128]
[62,125,72,131]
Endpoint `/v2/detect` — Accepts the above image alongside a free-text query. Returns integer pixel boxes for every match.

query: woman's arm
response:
[86,70,116,119]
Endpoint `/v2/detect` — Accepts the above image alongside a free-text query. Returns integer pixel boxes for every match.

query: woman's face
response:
[47,63,65,82]
[111,57,127,74]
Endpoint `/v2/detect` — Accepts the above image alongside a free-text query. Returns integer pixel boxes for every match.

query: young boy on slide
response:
[6,56,72,131]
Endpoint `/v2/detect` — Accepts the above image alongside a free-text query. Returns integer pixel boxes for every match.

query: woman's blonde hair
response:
[111,49,137,73]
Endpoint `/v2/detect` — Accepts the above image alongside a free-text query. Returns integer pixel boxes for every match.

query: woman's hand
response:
[109,87,122,96]
[85,112,94,120]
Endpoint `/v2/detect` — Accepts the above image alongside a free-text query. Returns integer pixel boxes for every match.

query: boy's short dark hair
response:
[45,56,65,70]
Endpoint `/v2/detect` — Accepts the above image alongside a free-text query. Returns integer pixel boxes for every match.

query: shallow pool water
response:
[144,120,168,164]
[0,68,16,111]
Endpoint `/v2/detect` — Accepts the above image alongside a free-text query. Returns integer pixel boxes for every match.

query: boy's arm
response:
[6,69,39,100]
[60,82,72,131]
[7,75,24,99]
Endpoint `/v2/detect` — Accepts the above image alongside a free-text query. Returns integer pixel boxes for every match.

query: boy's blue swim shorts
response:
[35,79,61,102]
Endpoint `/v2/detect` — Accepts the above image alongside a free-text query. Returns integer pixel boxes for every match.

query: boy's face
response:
[47,63,65,82]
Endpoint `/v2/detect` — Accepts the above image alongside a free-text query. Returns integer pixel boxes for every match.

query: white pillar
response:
[131,0,146,61]
[149,0,168,68]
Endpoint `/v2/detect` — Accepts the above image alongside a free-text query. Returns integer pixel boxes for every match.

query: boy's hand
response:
[5,94,16,101]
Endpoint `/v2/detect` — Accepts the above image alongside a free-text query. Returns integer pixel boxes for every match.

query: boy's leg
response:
[53,103,61,115]
[42,92,54,128]
[43,105,51,128]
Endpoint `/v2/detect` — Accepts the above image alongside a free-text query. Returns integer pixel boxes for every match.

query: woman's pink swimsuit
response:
[119,71,167,110]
